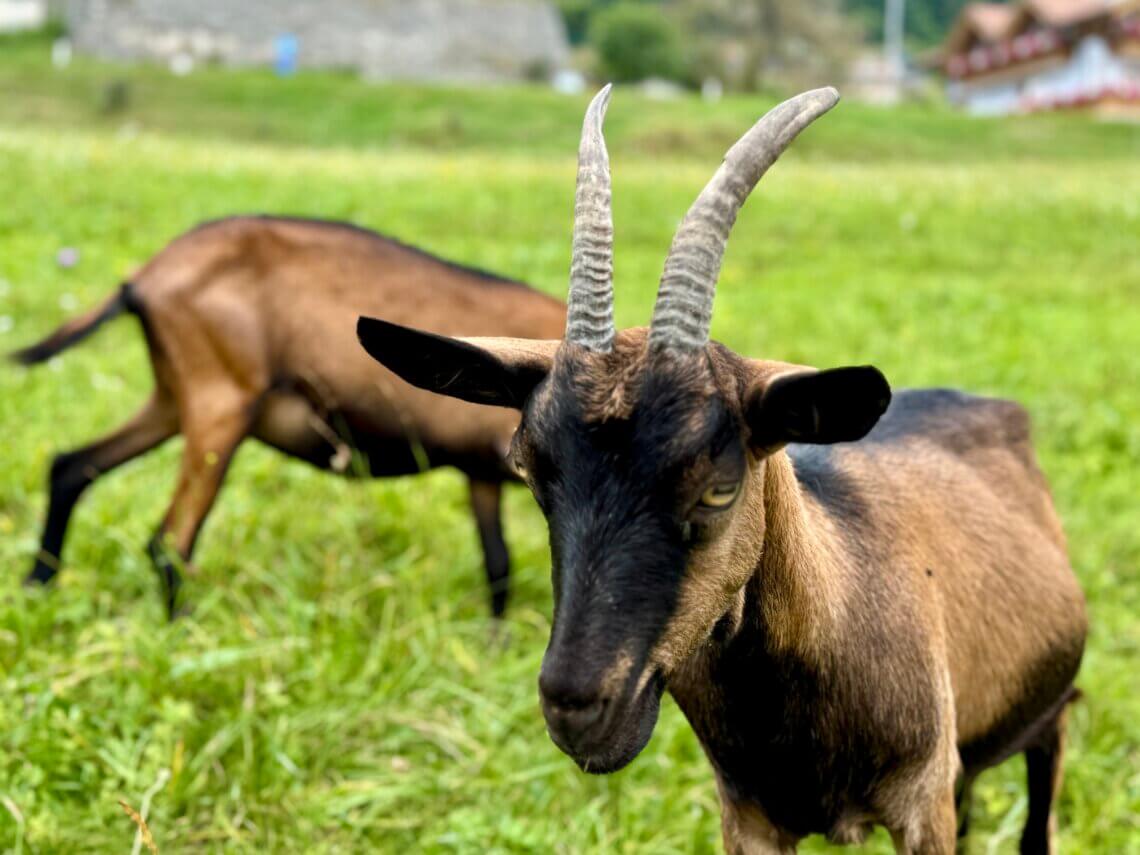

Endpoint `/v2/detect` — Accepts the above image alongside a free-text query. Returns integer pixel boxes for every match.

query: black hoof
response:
[23,560,58,587]
[159,571,184,622]
[147,536,185,621]
[489,587,508,622]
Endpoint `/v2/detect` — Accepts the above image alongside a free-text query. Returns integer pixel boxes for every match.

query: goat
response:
[356,88,1088,853]
[13,215,566,619]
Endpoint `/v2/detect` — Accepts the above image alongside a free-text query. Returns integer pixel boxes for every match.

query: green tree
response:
[590,3,687,82]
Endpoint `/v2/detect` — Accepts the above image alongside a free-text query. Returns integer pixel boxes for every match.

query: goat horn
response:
[565,84,615,352]
[648,87,840,354]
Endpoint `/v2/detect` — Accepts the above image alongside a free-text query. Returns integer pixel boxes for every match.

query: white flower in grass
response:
[56,248,80,269]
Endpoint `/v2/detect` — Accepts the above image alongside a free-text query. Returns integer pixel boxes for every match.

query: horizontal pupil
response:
[700,483,739,508]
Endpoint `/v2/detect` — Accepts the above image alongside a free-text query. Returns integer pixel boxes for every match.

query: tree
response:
[591,3,687,83]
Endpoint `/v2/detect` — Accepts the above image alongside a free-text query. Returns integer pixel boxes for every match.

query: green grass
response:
[1,46,1139,854]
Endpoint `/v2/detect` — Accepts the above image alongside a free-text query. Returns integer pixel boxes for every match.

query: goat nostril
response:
[544,693,609,733]
[571,698,606,727]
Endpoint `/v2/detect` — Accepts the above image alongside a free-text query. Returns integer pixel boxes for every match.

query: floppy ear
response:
[746,366,891,450]
[356,317,557,409]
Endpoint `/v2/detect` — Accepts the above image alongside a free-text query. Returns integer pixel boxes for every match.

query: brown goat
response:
[14,215,566,618]
[357,88,1088,853]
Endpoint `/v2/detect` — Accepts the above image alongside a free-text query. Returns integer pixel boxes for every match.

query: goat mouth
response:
[547,668,665,775]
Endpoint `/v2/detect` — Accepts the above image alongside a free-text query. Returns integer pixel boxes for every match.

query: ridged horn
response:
[564,84,615,352]
[648,87,840,354]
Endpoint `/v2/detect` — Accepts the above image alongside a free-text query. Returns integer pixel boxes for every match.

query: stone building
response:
[53,0,570,83]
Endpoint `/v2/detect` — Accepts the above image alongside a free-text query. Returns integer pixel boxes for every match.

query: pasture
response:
[1,39,1139,853]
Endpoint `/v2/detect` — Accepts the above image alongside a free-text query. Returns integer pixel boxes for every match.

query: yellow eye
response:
[699,482,740,509]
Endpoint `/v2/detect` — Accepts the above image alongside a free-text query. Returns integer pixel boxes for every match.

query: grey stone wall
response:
[57,0,569,82]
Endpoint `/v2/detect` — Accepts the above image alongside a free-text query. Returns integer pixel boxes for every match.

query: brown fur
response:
[439,327,1086,853]
[17,215,566,617]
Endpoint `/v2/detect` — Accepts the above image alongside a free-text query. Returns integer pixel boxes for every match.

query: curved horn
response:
[649,87,840,354]
[565,84,615,352]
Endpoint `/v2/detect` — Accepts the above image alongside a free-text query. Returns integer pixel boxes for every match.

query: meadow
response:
[1,35,1139,853]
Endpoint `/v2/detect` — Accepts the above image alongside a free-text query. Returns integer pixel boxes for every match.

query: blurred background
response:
[0,1,1138,852]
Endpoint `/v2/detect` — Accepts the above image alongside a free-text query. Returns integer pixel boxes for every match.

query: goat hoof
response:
[23,559,58,586]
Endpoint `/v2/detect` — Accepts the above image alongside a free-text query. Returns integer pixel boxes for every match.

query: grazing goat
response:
[14,215,566,618]
[357,88,1088,853]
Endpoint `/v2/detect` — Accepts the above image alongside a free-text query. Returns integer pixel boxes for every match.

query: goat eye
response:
[699,481,740,509]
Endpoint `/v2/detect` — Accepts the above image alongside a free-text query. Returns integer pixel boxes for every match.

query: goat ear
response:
[356,317,556,409]
[746,366,891,450]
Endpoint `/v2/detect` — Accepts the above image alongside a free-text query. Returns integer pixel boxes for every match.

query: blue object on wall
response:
[274,34,299,75]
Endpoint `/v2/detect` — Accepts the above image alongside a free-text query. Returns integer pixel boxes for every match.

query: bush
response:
[590,3,687,83]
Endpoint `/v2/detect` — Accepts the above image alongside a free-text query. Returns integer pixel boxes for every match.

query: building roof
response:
[969,2,1021,38]
[1019,0,1113,28]
[943,0,1139,60]
[944,4,1019,55]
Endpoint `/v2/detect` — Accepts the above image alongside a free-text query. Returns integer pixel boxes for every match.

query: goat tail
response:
[9,283,132,366]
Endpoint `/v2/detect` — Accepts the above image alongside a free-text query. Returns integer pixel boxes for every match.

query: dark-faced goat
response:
[357,88,1088,853]
[14,215,566,618]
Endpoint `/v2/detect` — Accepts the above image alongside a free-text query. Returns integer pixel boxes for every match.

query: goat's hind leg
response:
[26,396,177,585]
[1020,700,1073,855]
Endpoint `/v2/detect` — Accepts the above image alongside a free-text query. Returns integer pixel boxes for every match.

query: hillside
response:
[2,31,1139,163]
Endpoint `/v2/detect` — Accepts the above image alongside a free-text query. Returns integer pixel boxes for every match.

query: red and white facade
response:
[942,1,1140,116]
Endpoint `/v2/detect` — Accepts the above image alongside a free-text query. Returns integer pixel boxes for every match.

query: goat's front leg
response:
[716,779,798,855]
[468,478,510,619]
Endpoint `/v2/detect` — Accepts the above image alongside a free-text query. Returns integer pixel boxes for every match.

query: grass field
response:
[1,36,1139,854]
